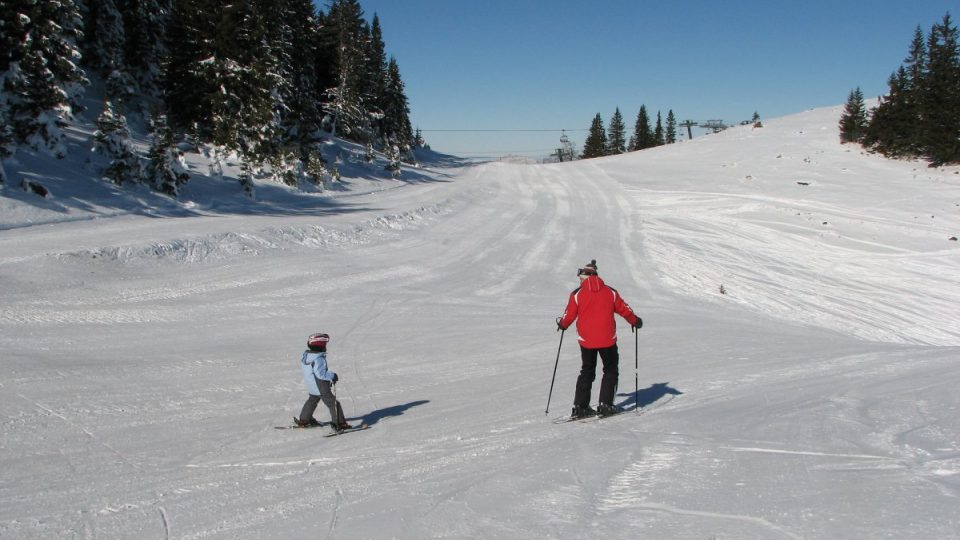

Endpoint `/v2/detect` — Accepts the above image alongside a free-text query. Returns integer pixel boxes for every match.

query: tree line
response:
[576,106,678,160]
[0,0,417,195]
[839,13,960,166]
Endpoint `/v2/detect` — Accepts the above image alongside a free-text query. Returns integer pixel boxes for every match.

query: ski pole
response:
[634,325,639,413]
[545,328,565,415]
[332,379,344,425]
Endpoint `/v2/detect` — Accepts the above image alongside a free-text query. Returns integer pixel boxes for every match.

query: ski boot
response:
[597,403,621,417]
[296,417,323,428]
[571,404,596,419]
[330,420,353,434]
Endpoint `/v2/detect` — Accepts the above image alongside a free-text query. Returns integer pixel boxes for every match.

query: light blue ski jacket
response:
[300,350,336,395]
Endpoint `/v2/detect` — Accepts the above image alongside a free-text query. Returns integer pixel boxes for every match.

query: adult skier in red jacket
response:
[557,259,642,418]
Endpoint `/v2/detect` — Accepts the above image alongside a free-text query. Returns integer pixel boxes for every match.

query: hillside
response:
[1,106,958,539]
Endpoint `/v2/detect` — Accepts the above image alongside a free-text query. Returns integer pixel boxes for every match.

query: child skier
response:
[297,332,353,432]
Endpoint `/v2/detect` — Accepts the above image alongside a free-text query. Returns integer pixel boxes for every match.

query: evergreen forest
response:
[840,13,960,166]
[0,0,417,193]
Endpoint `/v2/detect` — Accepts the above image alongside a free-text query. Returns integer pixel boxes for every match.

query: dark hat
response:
[577,259,598,276]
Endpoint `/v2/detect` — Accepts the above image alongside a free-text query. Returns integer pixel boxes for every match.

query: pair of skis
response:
[275,417,369,437]
[551,408,627,424]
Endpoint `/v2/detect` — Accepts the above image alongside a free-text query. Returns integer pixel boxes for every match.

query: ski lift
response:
[560,130,570,145]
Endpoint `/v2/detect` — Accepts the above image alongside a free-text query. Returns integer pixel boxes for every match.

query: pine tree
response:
[839,87,868,143]
[122,0,173,102]
[384,143,401,176]
[382,57,414,157]
[278,0,324,150]
[902,25,928,154]
[81,0,126,75]
[665,110,677,144]
[863,69,912,156]
[582,113,607,159]
[94,99,140,184]
[1,0,87,157]
[654,111,665,146]
[0,118,9,184]
[607,107,626,154]
[321,0,370,141]
[144,111,190,196]
[366,14,389,140]
[863,13,960,164]
[922,13,960,165]
[629,105,653,151]
[163,0,216,137]
[302,143,331,188]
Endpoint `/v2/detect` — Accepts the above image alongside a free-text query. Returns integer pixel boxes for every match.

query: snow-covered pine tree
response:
[238,159,255,197]
[163,0,216,137]
[607,107,626,155]
[839,87,867,143]
[582,113,607,159]
[321,0,370,141]
[301,143,330,188]
[0,95,11,185]
[365,14,388,142]
[1,0,87,158]
[121,0,173,105]
[94,99,140,184]
[383,57,415,161]
[234,1,276,154]
[385,143,401,176]
[269,150,299,187]
[144,111,189,196]
[275,0,324,153]
[80,0,123,73]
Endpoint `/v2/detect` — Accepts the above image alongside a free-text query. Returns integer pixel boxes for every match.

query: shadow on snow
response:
[615,382,683,411]
[355,399,430,426]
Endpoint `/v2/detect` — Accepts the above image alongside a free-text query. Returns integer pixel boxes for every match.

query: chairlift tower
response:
[679,120,698,140]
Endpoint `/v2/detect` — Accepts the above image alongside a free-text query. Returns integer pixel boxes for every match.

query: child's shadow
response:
[357,400,430,426]
[616,382,683,410]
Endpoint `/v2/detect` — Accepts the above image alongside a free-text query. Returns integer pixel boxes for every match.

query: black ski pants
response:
[574,344,619,407]
[300,379,344,424]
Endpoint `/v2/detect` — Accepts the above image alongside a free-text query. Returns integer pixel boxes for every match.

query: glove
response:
[331,373,339,385]
[556,317,566,332]
[633,317,643,330]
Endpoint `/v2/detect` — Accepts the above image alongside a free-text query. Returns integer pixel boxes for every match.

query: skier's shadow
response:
[616,382,683,410]
[357,400,430,426]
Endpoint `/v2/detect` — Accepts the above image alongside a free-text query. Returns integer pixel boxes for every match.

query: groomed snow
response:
[1,106,959,539]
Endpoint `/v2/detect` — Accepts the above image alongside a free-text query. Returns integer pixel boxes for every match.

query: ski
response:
[275,417,329,430]
[324,423,370,437]
[552,414,597,424]
[552,409,628,424]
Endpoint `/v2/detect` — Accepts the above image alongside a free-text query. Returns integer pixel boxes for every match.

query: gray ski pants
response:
[300,379,343,424]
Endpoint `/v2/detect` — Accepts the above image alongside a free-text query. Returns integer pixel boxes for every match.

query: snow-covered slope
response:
[1,107,958,539]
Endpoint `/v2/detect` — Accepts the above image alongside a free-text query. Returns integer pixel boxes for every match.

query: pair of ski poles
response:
[545,325,639,415]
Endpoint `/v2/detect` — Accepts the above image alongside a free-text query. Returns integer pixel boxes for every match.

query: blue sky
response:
[332,1,957,159]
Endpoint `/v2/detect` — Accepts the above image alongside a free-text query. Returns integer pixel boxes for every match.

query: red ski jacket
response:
[559,275,639,349]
